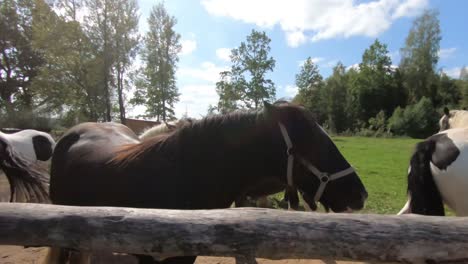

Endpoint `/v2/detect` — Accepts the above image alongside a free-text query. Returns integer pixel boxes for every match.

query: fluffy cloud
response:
[176,84,219,117]
[216,48,232,62]
[178,61,228,83]
[439,47,457,59]
[174,62,229,117]
[180,39,197,56]
[202,0,428,47]
[444,67,464,79]
[284,85,298,98]
[298,57,326,67]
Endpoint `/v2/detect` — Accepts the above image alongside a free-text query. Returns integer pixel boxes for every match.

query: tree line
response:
[214,10,468,138]
[2,2,467,138]
[1,0,180,129]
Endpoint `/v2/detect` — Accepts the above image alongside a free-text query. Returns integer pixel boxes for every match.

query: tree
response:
[215,71,240,114]
[85,0,116,121]
[323,63,349,133]
[294,57,325,123]
[31,0,106,123]
[217,30,276,110]
[131,2,181,121]
[110,0,139,124]
[400,9,441,104]
[459,66,468,108]
[351,39,404,122]
[0,0,43,122]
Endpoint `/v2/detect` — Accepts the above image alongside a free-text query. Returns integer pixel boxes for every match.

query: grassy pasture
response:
[332,136,420,214]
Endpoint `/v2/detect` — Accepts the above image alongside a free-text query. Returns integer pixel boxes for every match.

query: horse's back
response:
[50,122,140,206]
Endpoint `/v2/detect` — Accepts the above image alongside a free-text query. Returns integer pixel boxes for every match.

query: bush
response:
[388,97,438,138]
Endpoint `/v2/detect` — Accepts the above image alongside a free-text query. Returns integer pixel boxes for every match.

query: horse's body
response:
[398,127,468,216]
[49,102,367,264]
[139,119,193,140]
[439,107,468,131]
[0,129,55,202]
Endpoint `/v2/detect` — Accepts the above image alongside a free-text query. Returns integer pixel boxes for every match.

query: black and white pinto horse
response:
[439,107,468,131]
[0,129,55,202]
[398,127,468,216]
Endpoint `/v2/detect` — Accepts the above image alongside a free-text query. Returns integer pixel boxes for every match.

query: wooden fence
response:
[1,203,468,263]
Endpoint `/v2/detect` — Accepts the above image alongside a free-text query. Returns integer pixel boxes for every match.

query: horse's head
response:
[439,107,451,131]
[263,101,367,212]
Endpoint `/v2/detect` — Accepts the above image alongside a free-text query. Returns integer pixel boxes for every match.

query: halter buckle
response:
[320,173,330,183]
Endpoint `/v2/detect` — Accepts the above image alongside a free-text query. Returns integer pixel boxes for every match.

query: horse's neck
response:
[117,116,287,209]
[175,118,285,197]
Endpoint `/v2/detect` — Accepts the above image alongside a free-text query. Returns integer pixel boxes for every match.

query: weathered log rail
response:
[0,203,468,263]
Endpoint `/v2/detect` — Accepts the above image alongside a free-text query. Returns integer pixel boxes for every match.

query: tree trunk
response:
[2,204,468,263]
[117,65,126,124]
[103,0,112,122]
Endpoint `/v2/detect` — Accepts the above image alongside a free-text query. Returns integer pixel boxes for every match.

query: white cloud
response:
[439,47,457,59]
[286,31,307,48]
[444,67,463,79]
[180,39,197,56]
[298,57,326,67]
[392,0,428,19]
[202,0,428,46]
[174,62,230,117]
[347,63,360,71]
[216,48,232,62]
[178,62,228,83]
[284,85,298,98]
[176,84,219,117]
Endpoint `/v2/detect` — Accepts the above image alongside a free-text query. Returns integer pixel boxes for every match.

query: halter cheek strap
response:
[278,122,355,207]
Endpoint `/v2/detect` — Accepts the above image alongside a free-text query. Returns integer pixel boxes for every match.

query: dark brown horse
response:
[48,102,368,264]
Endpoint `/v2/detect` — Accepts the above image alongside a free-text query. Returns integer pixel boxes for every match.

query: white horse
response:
[398,127,468,216]
[439,107,468,131]
[139,118,197,140]
[0,129,55,202]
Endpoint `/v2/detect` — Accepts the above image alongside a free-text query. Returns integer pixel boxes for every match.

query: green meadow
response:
[332,136,420,214]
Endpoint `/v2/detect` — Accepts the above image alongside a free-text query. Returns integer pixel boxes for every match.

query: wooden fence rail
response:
[0,203,467,263]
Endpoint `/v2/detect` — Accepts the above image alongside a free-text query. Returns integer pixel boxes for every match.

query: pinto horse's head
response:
[264,101,367,212]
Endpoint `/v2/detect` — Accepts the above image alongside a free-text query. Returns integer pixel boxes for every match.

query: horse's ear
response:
[263,101,280,120]
[444,107,450,116]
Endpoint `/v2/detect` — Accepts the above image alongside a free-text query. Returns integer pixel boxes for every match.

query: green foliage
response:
[215,71,240,114]
[0,0,44,117]
[351,39,405,122]
[368,110,387,133]
[30,0,106,121]
[388,97,438,138]
[323,62,349,133]
[400,9,441,103]
[436,73,461,107]
[216,30,276,112]
[294,57,326,123]
[130,2,180,121]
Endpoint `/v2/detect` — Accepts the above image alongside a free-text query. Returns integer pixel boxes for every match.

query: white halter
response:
[278,122,355,205]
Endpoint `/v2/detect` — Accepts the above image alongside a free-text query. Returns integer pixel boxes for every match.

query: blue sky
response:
[130,0,468,119]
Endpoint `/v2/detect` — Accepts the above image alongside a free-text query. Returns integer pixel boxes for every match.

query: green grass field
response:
[332,136,420,214]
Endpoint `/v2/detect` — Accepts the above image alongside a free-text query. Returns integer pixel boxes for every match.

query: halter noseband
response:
[278,122,355,207]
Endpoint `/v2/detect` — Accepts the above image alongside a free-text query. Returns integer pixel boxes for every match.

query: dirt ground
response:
[0,172,372,264]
